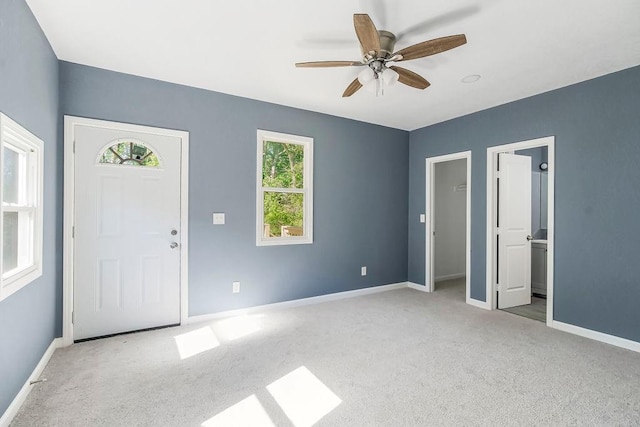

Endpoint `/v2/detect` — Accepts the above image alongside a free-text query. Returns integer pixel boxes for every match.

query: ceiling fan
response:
[295,14,467,97]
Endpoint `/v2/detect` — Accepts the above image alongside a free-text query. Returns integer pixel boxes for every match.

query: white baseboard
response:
[435,273,465,282]
[551,321,640,353]
[0,337,62,427]
[186,282,409,324]
[407,282,429,292]
[466,297,490,310]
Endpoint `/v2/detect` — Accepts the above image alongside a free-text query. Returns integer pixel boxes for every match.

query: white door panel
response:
[74,125,181,340]
[498,153,532,309]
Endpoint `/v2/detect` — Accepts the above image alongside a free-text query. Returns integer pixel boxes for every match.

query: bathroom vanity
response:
[531,240,547,296]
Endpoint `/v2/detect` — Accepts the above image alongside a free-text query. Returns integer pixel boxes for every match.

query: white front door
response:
[73,125,182,340]
[497,153,532,309]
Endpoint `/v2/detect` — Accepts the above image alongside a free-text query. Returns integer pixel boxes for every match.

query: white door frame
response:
[62,116,189,346]
[425,151,472,303]
[486,136,555,325]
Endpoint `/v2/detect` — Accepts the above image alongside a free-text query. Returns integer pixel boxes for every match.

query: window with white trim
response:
[257,130,313,246]
[0,113,43,301]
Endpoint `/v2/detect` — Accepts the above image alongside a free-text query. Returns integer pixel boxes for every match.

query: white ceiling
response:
[26,0,640,131]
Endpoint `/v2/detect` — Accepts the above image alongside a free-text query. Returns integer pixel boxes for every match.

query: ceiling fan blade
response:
[342,78,363,97]
[295,61,364,68]
[389,66,430,89]
[353,14,381,54]
[393,34,467,61]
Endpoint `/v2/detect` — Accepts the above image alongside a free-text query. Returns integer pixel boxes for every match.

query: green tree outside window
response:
[262,141,304,237]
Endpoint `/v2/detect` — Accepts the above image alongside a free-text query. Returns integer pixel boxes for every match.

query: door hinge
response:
[495,171,501,179]
[73,140,76,153]
[72,226,75,238]
[71,311,74,324]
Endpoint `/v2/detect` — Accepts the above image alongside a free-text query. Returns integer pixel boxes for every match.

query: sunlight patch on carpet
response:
[201,394,274,427]
[174,326,220,360]
[213,315,263,341]
[267,366,342,427]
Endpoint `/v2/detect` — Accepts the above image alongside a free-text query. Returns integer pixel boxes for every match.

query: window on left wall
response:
[0,113,43,301]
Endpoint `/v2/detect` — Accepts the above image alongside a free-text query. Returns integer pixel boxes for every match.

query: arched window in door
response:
[98,140,161,167]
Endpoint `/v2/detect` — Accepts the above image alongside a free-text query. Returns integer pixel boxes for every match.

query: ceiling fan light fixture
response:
[357,68,376,85]
[382,67,399,86]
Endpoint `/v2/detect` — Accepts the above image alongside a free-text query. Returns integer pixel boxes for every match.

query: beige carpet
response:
[434,277,466,299]
[11,286,640,426]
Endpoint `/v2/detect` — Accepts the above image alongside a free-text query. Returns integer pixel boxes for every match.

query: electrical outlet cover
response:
[213,213,225,225]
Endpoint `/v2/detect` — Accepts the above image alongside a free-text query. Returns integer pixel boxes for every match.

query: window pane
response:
[3,212,19,273]
[263,192,304,237]
[98,141,160,167]
[3,147,21,204]
[100,148,117,164]
[115,141,131,159]
[0,114,43,295]
[262,141,304,189]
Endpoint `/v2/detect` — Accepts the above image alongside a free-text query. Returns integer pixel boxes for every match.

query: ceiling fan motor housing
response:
[373,30,397,59]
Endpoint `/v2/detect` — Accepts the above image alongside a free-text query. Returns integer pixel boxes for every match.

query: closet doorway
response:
[425,151,471,302]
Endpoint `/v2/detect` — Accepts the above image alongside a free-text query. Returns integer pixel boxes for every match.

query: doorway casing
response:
[62,116,190,346]
[486,136,555,325]
[425,151,472,304]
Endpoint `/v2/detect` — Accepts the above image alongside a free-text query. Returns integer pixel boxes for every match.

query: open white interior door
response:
[498,153,532,309]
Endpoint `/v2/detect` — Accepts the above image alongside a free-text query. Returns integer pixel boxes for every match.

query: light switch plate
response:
[420,214,426,223]
[213,213,225,225]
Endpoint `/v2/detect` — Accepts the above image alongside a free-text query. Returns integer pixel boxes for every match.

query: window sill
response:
[0,264,42,301]
[257,237,313,247]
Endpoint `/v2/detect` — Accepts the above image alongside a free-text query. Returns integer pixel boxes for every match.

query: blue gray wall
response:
[59,62,409,316]
[0,0,60,415]
[408,65,640,342]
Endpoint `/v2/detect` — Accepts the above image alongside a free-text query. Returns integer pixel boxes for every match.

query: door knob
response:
[170,242,179,249]
[526,235,533,241]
